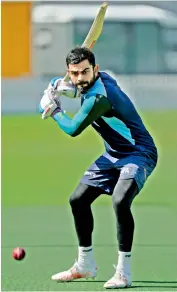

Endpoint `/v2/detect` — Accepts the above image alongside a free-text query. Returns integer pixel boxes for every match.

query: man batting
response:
[39,46,158,289]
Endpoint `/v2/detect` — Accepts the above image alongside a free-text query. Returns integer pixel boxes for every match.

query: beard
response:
[75,74,96,94]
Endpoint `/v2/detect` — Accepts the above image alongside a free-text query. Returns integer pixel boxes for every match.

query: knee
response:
[69,192,81,208]
[69,183,98,209]
[112,194,128,213]
[112,179,138,212]
[69,187,86,209]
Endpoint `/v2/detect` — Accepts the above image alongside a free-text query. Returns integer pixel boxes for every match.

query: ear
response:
[94,64,99,76]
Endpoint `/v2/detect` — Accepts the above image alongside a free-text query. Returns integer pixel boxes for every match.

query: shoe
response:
[51,261,97,282]
[104,269,132,289]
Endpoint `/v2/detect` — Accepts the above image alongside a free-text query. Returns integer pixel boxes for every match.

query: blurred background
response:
[2,0,177,112]
[2,1,177,291]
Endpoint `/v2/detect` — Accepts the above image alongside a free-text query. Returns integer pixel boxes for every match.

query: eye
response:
[72,72,79,77]
[82,70,88,75]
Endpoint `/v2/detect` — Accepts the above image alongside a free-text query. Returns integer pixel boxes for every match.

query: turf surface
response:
[2,111,177,291]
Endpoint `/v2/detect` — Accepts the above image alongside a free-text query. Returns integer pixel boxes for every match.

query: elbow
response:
[68,125,83,137]
[71,131,79,137]
[58,123,83,137]
[71,129,82,137]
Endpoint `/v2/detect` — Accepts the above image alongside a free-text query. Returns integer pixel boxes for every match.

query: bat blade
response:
[82,2,108,49]
[63,2,108,82]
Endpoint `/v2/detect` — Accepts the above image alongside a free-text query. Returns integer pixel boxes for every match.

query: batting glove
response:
[40,88,61,120]
[54,79,79,99]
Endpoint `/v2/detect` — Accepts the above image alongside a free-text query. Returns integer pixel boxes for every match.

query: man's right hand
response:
[54,79,79,99]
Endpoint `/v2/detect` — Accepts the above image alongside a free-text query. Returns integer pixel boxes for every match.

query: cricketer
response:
[39,46,158,289]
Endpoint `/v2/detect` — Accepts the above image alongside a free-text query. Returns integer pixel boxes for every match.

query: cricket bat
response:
[63,2,108,82]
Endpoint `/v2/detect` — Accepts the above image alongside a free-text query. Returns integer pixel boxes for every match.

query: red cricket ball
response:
[12,247,26,261]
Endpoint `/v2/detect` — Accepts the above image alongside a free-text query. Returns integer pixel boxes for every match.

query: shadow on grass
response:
[72,280,177,288]
[134,281,177,284]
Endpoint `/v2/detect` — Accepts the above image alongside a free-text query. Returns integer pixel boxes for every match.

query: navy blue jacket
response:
[51,72,157,160]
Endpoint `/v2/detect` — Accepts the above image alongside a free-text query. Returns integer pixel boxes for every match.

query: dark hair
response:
[66,46,95,67]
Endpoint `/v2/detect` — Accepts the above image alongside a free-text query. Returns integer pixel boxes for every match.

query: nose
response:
[77,73,84,82]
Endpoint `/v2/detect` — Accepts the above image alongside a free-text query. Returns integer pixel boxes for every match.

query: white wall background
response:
[2,74,177,114]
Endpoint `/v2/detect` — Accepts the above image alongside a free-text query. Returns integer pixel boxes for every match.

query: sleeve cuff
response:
[51,108,63,119]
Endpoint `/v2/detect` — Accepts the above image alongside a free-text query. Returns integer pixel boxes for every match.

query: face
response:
[67,59,99,93]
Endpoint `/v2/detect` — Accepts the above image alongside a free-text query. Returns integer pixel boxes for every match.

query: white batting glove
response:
[39,77,78,120]
[40,88,61,120]
[54,79,80,99]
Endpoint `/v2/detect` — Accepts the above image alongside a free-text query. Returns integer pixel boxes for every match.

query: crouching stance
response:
[39,47,158,288]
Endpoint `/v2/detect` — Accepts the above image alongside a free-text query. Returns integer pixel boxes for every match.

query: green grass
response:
[2,111,177,291]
